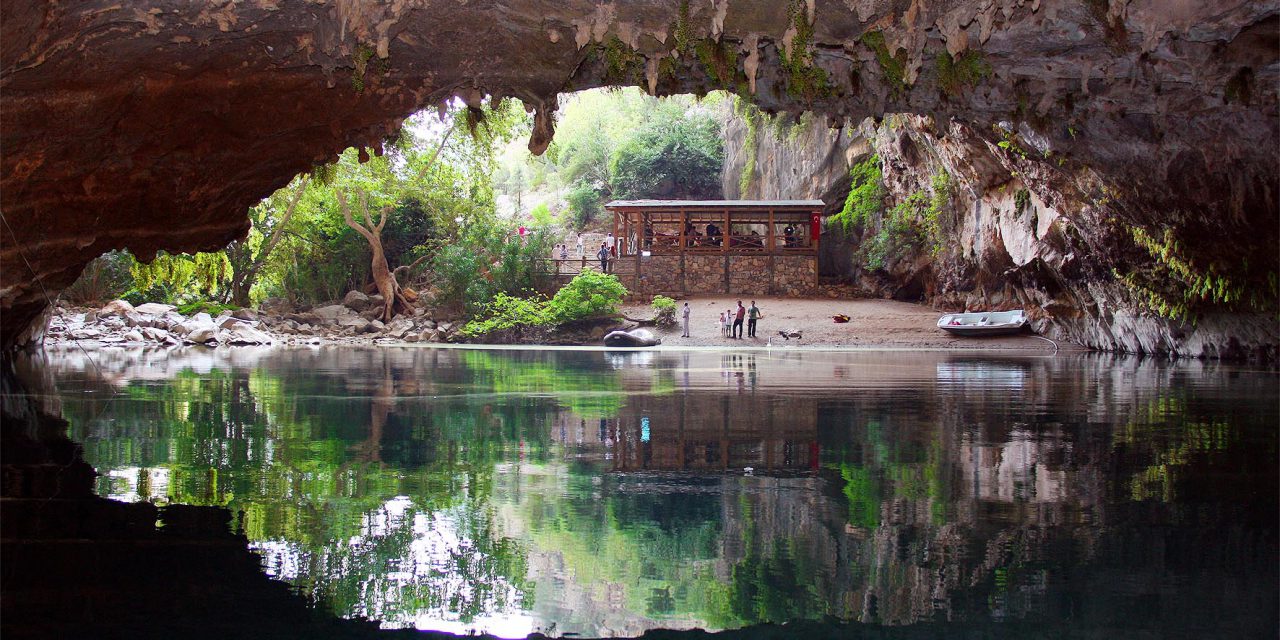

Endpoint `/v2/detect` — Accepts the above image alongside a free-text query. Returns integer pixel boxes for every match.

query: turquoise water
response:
[37,346,1279,637]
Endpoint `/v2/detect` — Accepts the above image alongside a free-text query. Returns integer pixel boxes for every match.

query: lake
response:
[21,345,1279,638]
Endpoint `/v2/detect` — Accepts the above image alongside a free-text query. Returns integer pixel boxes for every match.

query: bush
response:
[651,295,677,327]
[546,269,628,323]
[567,182,601,230]
[177,300,237,317]
[460,270,627,338]
[459,293,552,337]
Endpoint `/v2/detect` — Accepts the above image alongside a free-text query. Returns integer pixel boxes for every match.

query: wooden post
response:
[767,208,776,295]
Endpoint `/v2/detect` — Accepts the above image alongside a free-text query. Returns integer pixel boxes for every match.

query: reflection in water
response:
[28,346,1280,638]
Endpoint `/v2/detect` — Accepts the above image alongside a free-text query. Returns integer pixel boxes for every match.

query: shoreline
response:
[39,295,1087,355]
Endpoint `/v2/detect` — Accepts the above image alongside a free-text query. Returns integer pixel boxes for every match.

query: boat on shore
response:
[937,310,1029,337]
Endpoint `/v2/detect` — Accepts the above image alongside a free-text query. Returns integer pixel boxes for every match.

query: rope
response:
[1031,335,1060,353]
[0,209,110,379]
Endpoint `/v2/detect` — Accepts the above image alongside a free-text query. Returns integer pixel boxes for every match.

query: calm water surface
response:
[33,346,1279,637]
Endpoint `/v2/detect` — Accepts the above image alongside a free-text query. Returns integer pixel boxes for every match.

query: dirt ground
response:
[621,296,1083,353]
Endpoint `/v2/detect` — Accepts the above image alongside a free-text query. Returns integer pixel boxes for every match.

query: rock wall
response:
[721,108,1279,358]
[3,1,1277,352]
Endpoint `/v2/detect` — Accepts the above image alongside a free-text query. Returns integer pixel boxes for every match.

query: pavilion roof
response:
[605,199,825,211]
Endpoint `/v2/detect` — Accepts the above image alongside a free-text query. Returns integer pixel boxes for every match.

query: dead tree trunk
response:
[336,189,410,322]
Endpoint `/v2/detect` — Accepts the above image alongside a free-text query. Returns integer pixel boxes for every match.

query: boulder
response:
[359,307,382,320]
[285,312,321,326]
[364,319,385,334]
[158,311,187,332]
[220,325,273,345]
[336,314,369,329]
[342,290,370,311]
[68,328,102,340]
[312,304,350,322]
[135,302,176,315]
[231,307,259,321]
[177,313,218,344]
[420,319,437,330]
[218,316,248,330]
[414,329,438,343]
[122,311,148,327]
[260,297,294,315]
[185,326,218,344]
[98,299,135,316]
[141,327,174,343]
[385,317,414,338]
[122,329,144,343]
[602,328,661,347]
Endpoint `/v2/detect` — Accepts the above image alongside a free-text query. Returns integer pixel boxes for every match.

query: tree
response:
[609,104,724,199]
[224,174,310,306]
[336,188,411,322]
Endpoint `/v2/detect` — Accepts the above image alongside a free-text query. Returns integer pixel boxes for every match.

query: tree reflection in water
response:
[40,346,1279,638]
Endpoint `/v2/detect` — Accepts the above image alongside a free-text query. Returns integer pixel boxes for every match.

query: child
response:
[719,311,728,337]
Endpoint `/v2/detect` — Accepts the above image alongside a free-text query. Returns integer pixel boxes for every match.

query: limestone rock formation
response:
[2,1,1276,353]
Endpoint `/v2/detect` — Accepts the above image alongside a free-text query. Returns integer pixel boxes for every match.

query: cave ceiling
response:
[2,0,1276,348]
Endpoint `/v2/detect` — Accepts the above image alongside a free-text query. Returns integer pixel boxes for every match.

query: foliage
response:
[735,96,761,196]
[177,300,237,317]
[1014,188,1031,214]
[609,102,724,199]
[832,154,885,233]
[936,50,991,96]
[781,0,831,102]
[62,250,134,305]
[546,269,628,323]
[459,293,554,338]
[567,183,602,230]
[128,251,233,304]
[529,202,554,228]
[860,30,908,95]
[459,270,627,337]
[855,169,952,270]
[995,126,1030,159]
[651,295,677,327]
[1114,225,1275,322]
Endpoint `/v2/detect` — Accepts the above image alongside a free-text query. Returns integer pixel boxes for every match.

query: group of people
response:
[679,300,762,339]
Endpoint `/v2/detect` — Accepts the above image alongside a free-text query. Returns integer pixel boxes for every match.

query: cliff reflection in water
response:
[37,346,1279,638]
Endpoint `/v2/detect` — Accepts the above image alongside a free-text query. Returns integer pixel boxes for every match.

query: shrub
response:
[459,293,552,337]
[567,183,601,230]
[460,270,627,338]
[177,300,237,317]
[651,295,677,327]
[546,269,628,323]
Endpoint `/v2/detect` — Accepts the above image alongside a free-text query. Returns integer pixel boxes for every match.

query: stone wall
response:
[728,256,770,296]
[774,255,818,296]
[684,255,727,295]
[635,255,681,294]
[632,253,817,297]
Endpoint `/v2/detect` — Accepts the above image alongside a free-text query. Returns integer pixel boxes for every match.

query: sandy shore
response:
[621,296,1082,353]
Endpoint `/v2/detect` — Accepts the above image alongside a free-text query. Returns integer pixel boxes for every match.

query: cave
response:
[3,0,1277,356]
[2,1,1279,638]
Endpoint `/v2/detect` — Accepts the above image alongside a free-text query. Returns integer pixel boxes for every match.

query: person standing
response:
[747,300,762,338]
[681,302,692,338]
[732,301,745,339]
[576,233,584,256]
[596,242,610,273]
[605,232,616,258]
[718,310,728,337]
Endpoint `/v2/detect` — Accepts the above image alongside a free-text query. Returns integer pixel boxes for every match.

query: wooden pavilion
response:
[604,199,825,296]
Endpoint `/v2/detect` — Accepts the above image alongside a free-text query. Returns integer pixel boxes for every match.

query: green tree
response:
[609,102,724,199]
